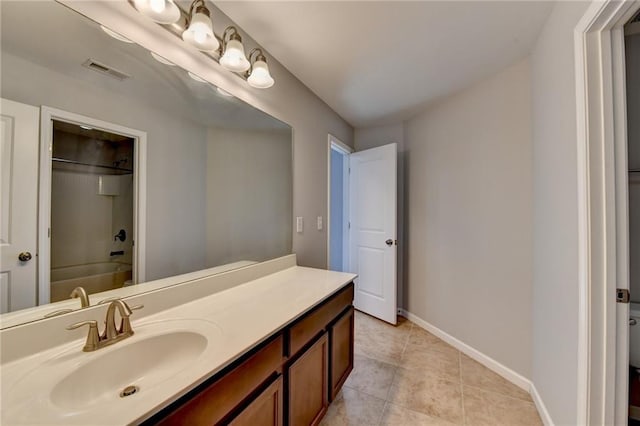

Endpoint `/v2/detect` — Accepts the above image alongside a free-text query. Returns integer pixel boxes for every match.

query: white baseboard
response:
[399,309,554,426]
[530,382,554,426]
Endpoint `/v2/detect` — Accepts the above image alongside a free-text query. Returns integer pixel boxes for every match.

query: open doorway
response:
[49,120,134,302]
[39,107,146,305]
[625,10,640,425]
[327,134,352,272]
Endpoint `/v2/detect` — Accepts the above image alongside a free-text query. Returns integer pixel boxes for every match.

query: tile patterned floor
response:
[320,311,542,426]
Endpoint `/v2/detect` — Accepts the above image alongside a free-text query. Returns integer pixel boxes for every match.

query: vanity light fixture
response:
[150,52,176,66]
[219,27,250,73]
[246,48,274,89]
[100,26,135,44]
[182,0,219,52]
[130,1,274,89]
[133,0,181,24]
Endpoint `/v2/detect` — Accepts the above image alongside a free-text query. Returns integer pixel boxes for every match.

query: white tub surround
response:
[0,261,356,425]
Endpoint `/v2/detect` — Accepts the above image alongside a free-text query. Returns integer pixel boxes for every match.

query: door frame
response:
[38,106,147,304]
[575,1,640,424]
[326,134,353,271]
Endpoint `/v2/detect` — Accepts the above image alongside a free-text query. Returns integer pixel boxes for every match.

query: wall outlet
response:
[296,217,303,233]
[317,216,323,231]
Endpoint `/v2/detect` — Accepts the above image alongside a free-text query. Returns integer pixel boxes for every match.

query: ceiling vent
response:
[82,59,130,81]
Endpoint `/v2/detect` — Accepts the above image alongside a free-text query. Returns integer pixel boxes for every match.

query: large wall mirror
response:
[0,1,292,327]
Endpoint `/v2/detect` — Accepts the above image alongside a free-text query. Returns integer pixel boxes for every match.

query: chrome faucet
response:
[66,299,143,352]
[70,286,90,308]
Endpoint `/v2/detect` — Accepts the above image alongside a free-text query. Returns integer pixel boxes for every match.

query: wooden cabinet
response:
[145,283,354,426]
[229,376,284,426]
[287,333,329,426]
[329,307,354,401]
[154,336,284,426]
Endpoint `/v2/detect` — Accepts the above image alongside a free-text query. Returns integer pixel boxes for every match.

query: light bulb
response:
[133,0,180,24]
[149,0,165,13]
[182,7,219,51]
[247,59,274,89]
[191,22,208,44]
[220,38,250,72]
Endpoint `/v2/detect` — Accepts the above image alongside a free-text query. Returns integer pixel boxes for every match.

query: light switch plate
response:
[296,217,303,233]
[317,216,323,231]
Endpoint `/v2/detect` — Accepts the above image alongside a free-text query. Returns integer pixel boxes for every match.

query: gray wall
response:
[403,59,533,378]
[1,52,208,281]
[206,127,292,266]
[530,1,591,424]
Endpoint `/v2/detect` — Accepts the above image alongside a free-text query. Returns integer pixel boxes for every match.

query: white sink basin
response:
[2,319,221,424]
[50,329,207,410]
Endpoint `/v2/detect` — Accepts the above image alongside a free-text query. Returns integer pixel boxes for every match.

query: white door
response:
[349,143,397,324]
[0,98,39,313]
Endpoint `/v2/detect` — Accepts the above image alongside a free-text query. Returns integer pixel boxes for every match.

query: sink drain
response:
[119,385,139,398]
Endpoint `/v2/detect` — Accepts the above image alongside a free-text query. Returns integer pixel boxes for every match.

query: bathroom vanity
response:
[0,257,356,426]
[148,282,354,426]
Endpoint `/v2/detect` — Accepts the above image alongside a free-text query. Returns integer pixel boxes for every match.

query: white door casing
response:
[574,1,640,424]
[39,106,147,304]
[0,98,40,313]
[349,143,397,324]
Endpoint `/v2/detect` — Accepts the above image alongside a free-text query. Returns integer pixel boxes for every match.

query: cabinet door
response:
[288,333,329,426]
[329,307,354,401]
[229,376,283,426]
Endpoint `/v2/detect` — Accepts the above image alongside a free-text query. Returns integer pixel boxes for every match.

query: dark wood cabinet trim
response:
[228,375,284,426]
[151,335,284,426]
[287,333,329,426]
[288,284,354,357]
[328,307,354,401]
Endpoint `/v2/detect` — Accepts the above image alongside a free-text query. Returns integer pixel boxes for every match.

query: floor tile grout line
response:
[459,350,466,426]
[377,400,389,426]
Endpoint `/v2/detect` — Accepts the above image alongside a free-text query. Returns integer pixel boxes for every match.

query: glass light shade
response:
[133,0,180,24]
[182,10,219,51]
[247,59,274,89]
[187,71,207,83]
[220,39,250,72]
[150,52,176,66]
[100,26,134,44]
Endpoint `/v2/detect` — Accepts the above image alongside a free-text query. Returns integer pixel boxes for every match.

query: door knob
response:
[18,252,32,262]
[385,239,393,246]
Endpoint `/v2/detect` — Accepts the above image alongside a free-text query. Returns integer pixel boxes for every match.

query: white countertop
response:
[0,266,356,425]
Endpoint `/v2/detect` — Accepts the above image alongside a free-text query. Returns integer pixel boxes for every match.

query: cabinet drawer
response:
[289,283,354,356]
[157,335,284,426]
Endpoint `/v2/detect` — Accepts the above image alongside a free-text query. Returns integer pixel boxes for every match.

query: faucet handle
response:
[119,304,143,335]
[66,320,100,352]
[66,320,97,330]
[97,297,120,305]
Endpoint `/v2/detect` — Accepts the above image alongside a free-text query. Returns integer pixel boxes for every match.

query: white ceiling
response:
[216,1,555,127]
